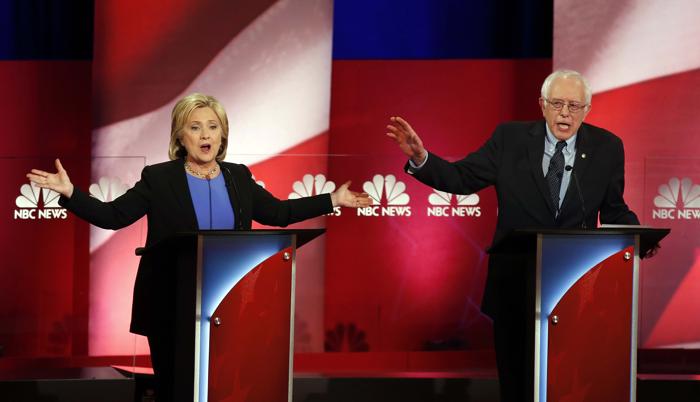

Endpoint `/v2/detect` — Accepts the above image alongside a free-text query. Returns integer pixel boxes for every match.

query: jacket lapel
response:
[527,121,558,216]
[167,159,199,230]
[221,163,243,230]
[572,124,593,183]
[561,124,593,212]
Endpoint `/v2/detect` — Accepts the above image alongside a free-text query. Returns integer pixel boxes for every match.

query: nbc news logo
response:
[89,177,128,202]
[14,182,67,220]
[426,190,481,217]
[357,174,411,217]
[652,177,700,220]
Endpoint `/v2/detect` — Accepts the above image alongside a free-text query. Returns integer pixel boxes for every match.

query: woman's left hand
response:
[331,181,372,208]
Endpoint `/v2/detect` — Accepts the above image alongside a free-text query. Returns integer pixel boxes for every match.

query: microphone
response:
[565,165,587,229]
[222,166,243,230]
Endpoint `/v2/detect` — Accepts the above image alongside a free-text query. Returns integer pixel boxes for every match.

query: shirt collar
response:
[545,124,577,154]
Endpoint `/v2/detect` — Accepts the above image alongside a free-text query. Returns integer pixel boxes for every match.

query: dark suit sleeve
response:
[244,166,334,226]
[407,124,502,194]
[599,137,639,225]
[58,167,152,230]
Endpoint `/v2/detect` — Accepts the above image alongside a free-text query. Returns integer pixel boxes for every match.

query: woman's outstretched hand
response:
[330,181,372,208]
[26,158,74,198]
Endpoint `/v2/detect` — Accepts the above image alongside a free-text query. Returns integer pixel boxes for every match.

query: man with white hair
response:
[387,69,639,402]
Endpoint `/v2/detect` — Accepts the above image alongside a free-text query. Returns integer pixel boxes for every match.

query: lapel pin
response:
[581,153,586,159]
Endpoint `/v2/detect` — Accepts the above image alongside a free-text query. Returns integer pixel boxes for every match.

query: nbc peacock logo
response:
[89,177,129,202]
[14,182,67,220]
[288,174,341,216]
[652,177,700,220]
[357,174,411,217]
[427,190,481,217]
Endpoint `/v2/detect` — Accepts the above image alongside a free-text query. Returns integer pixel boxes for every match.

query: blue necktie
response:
[546,140,567,213]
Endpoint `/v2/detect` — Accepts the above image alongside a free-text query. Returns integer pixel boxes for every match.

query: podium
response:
[141,229,325,402]
[489,227,669,402]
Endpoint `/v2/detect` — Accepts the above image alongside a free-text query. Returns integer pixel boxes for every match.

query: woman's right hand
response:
[27,158,74,198]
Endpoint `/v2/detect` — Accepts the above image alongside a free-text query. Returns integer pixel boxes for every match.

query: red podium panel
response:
[547,246,634,402]
[208,247,294,402]
[490,227,669,402]
[142,230,324,402]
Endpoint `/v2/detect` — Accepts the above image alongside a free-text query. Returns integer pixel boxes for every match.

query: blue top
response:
[185,173,235,230]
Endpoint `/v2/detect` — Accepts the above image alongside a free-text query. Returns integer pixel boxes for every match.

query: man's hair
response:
[540,69,592,104]
[168,93,229,161]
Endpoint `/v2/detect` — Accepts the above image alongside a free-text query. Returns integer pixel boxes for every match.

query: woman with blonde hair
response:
[27,93,370,400]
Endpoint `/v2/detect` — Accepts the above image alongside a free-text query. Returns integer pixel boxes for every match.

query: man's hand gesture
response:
[386,116,428,166]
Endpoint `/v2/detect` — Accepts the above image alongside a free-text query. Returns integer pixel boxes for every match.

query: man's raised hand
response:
[386,116,427,165]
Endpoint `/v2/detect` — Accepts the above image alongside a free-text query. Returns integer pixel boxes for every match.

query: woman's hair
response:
[168,93,229,161]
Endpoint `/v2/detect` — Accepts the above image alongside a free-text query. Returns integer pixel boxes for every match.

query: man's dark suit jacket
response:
[59,158,333,335]
[406,120,639,318]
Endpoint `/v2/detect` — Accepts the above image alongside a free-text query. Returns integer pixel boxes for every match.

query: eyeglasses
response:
[544,98,588,113]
